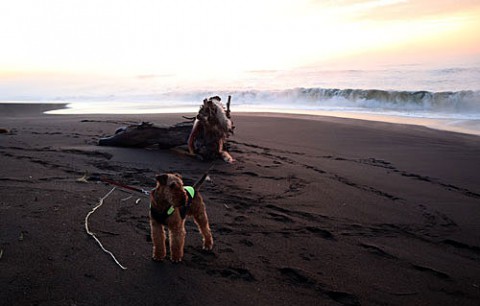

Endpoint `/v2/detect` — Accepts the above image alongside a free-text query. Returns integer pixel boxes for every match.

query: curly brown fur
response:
[188,96,234,163]
[149,173,213,262]
[197,97,233,137]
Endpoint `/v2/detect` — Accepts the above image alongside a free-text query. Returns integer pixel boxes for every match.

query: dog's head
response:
[153,173,187,208]
[197,96,233,136]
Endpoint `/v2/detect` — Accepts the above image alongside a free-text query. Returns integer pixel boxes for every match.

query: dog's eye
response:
[169,183,176,189]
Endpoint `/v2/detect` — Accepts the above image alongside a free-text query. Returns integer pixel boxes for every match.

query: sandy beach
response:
[1,103,480,305]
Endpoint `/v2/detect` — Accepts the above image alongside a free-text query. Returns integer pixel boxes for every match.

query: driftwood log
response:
[98,96,234,162]
[98,121,193,148]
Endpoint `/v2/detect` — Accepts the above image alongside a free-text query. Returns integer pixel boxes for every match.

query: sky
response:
[0,0,479,91]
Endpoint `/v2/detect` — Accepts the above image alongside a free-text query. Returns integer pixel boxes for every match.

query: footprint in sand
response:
[278,267,359,305]
[267,212,294,223]
[207,267,256,282]
[239,239,254,247]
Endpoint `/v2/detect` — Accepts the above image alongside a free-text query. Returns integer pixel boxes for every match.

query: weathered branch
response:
[98,121,193,148]
[226,95,232,119]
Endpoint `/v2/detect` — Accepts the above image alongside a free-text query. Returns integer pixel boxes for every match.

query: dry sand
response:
[1,103,480,305]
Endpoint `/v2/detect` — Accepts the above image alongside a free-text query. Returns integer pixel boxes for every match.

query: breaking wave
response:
[223,88,480,115]
[44,87,480,119]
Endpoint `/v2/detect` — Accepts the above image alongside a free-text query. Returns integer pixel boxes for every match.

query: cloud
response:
[339,0,480,21]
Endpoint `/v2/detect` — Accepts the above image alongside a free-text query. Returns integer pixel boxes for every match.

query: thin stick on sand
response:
[84,187,127,270]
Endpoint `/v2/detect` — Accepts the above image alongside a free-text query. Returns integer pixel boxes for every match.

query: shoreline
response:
[237,108,480,137]
[2,101,480,137]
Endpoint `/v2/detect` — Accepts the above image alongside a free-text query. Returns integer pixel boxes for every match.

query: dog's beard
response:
[177,193,187,207]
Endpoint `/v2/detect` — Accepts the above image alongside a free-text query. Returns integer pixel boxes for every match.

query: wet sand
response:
[1,103,480,305]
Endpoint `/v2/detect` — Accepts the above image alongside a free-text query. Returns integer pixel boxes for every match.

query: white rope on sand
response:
[84,187,127,270]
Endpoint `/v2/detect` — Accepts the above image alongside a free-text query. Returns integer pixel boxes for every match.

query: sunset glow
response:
[0,0,479,80]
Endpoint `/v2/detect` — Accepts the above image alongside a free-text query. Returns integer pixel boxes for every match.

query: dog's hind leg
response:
[193,209,213,250]
[150,218,166,261]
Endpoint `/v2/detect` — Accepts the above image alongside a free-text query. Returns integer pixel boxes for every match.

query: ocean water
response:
[2,65,480,135]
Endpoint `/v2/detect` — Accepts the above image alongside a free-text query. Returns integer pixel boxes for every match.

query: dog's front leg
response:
[169,222,186,263]
[218,138,234,163]
[150,218,166,261]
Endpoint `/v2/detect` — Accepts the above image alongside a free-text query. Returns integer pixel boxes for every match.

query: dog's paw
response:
[170,257,183,263]
[152,255,165,262]
[152,252,166,262]
[221,151,235,164]
[203,239,214,251]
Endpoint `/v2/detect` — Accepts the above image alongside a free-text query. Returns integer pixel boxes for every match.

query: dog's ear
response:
[155,174,168,186]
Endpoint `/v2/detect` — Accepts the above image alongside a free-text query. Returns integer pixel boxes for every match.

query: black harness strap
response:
[150,187,194,225]
[179,190,194,219]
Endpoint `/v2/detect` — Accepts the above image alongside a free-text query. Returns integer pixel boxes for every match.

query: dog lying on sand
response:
[188,96,234,163]
[149,173,213,262]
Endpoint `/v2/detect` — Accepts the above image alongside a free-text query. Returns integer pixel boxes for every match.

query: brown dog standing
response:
[149,173,213,262]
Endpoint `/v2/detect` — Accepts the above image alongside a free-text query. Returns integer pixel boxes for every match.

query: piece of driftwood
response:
[98,121,193,148]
